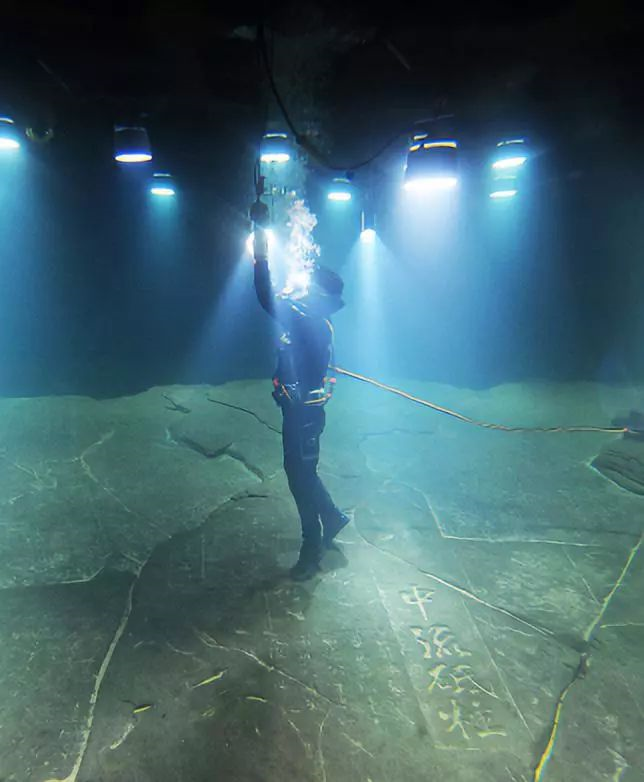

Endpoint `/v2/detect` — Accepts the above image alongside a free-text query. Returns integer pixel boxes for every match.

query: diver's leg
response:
[282,409,322,579]
[308,409,351,546]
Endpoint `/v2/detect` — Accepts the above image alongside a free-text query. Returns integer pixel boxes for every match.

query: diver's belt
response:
[272,376,336,408]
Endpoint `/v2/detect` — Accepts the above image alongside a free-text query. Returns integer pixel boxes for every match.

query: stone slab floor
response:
[1,378,643,782]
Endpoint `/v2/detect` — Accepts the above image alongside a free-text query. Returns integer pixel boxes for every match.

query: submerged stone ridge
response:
[593,436,644,495]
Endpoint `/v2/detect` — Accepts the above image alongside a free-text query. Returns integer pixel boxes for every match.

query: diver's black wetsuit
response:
[254,259,342,548]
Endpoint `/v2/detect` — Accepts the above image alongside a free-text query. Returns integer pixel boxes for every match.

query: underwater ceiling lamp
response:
[114,125,152,163]
[489,188,518,199]
[492,139,528,171]
[489,175,518,199]
[149,173,176,197]
[260,133,291,164]
[404,139,459,191]
[0,117,21,151]
[327,177,354,202]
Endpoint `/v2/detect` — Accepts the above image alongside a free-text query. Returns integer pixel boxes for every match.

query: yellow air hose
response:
[330,366,627,435]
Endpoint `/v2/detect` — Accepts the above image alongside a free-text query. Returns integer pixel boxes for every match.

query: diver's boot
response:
[289,541,322,581]
[322,511,351,549]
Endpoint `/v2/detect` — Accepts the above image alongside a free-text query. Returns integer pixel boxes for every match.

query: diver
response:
[253,233,350,581]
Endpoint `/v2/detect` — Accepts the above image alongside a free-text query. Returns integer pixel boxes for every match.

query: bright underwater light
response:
[492,139,528,171]
[404,138,458,192]
[360,228,376,243]
[492,156,527,170]
[149,173,176,197]
[114,125,152,163]
[0,117,21,151]
[327,177,354,202]
[260,133,291,164]
[489,188,518,199]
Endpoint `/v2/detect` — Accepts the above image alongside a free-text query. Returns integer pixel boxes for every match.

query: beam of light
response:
[339,236,390,379]
[150,186,176,197]
[0,138,20,151]
[492,156,527,170]
[328,191,352,202]
[489,189,518,199]
[403,176,458,192]
[246,228,276,257]
[260,152,291,164]
[360,228,376,243]
[115,153,153,163]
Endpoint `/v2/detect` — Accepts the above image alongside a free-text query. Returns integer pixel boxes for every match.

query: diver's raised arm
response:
[253,253,276,318]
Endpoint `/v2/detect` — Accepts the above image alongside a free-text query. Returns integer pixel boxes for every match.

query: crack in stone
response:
[317,709,331,782]
[340,731,375,759]
[0,453,58,491]
[4,492,28,506]
[562,548,599,605]
[74,431,143,520]
[473,615,538,639]
[225,447,265,481]
[0,563,111,592]
[161,393,191,414]
[280,707,312,758]
[531,652,590,782]
[583,534,642,643]
[171,435,266,481]
[413,483,608,548]
[462,596,534,741]
[532,537,642,781]
[56,567,107,587]
[207,396,281,434]
[359,428,435,445]
[354,522,555,640]
[76,431,114,485]
[600,621,644,629]
[506,766,528,782]
[176,436,232,460]
[108,719,136,751]
[42,569,142,782]
[191,626,343,707]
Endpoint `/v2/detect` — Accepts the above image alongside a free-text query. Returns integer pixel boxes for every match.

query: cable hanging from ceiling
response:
[256,24,405,173]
